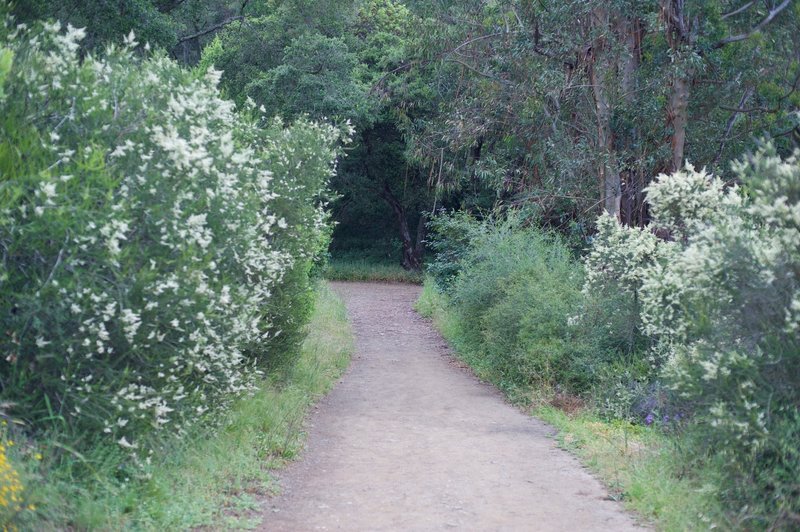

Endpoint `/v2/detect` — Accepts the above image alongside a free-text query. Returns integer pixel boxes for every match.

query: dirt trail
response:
[261,282,645,531]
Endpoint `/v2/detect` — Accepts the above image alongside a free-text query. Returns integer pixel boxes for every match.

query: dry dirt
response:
[259,282,646,531]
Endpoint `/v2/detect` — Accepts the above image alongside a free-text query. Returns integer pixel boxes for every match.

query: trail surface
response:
[261,282,645,531]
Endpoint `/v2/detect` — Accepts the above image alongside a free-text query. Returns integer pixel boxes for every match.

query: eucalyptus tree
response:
[203,0,441,270]
[11,0,179,50]
[406,0,800,227]
[10,0,254,63]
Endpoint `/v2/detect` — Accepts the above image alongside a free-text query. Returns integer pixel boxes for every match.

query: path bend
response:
[261,281,645,531]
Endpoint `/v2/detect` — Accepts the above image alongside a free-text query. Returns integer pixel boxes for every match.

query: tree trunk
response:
[620,18,641,104]
[381,182,423,271]
[414,212,427,263]
[668,74,690,172]
[619,16,647,226]
[362,132,424,271]
[661,0,694,173]
[589,7,621,218]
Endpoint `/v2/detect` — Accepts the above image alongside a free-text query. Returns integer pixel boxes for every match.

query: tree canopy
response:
[15,0,800,264]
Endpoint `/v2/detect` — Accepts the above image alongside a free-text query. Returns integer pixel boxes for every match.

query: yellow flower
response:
[0,438,24,513]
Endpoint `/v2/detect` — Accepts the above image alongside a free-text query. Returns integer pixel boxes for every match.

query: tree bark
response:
[618,15,646,226]
[661,0,694,173]
[668,73,690,172]
[381,182,423,271]
[620,18,641,104]
[589,7,621,218]
[414,212,427,263]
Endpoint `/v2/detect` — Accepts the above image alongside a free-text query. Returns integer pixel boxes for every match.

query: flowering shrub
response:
[0,18,346,457]
[0,437,24,529]
[586,146,800,523]
[584,213,671,297]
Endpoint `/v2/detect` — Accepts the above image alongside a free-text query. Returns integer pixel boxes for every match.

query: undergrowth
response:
[8,284,353,531]
[325,258,423,284]
[416,280,722,530]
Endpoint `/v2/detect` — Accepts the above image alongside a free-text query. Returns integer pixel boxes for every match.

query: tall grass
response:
[325,258,423,284]
[11,284,353,531]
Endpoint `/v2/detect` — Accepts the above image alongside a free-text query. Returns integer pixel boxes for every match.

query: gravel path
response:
[260,281,645,531]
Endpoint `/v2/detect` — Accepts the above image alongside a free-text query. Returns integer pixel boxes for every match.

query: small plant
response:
[0,440,23,525]
[0,423,36,532]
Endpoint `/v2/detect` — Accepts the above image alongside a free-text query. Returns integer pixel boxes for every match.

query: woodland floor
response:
[259,282,647,531]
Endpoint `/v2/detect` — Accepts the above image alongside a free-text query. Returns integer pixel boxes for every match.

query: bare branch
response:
[370,31,517,94]
[450,32,507,55]
[177,16,244,44]
[721,1,755,20]
[446,58,506,84]
[714,85,754,165]
[719,68,800,114]
[369,60,428,94]
[713,0,792,48]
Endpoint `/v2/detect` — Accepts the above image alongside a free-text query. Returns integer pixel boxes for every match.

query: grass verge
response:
[415,279,720,531]
[325,258,422,284]
[11,283,353,531]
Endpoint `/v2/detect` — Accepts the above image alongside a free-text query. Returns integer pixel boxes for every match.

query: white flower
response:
[118,436,137,449]
[123,30,138,48]
[205,66,223,87]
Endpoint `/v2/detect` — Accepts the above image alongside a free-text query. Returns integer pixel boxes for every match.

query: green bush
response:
[0,19,345,457]
[426,213,652,398]
[586,147,800,527]
[426,145,799,524]
[425,211,485,293]
[431,216,590,395]
[250,117,346,371]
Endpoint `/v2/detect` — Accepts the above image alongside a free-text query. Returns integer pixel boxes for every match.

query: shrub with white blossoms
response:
[586,146,799,518]
[0,18,346,456]
[584,212,674,297]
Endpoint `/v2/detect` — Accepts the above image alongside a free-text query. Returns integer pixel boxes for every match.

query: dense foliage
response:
[197,0,439,269]
[11,1,800,270]
[2,0,799,528]
[11,0,253,63]
[408,0,800,228]
[588,144,799,523]
[431,217,587,395]
[427,143,800,527]
[0,18,345,457]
